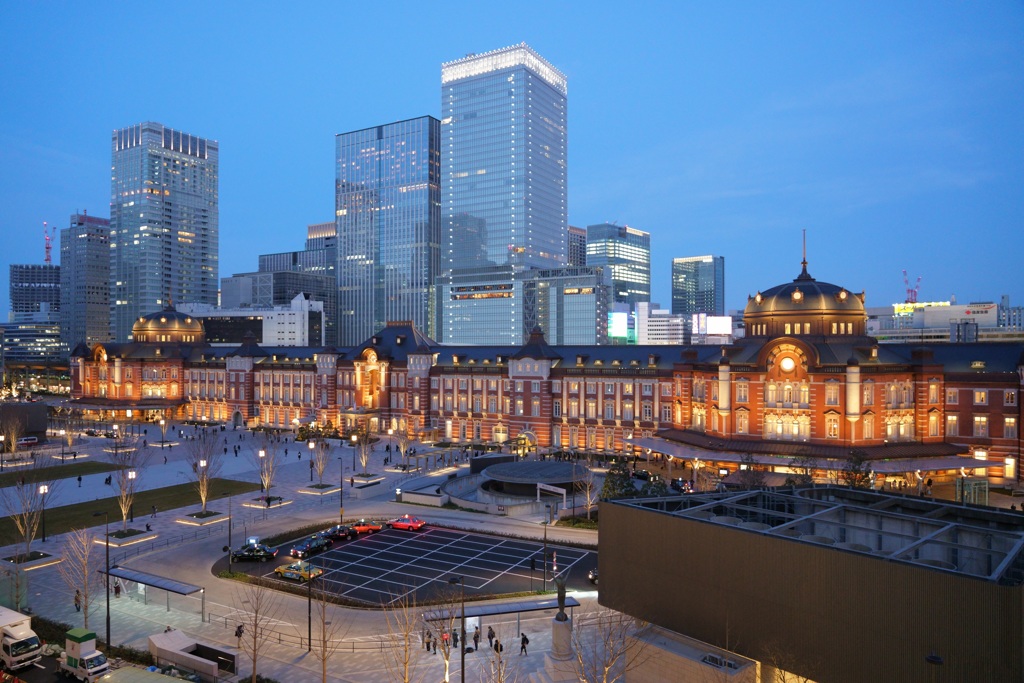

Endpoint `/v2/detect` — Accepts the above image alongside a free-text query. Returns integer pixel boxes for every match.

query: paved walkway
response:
[4,429,598,682]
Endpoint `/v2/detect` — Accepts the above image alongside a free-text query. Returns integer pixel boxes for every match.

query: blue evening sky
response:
[2,2,1022,324]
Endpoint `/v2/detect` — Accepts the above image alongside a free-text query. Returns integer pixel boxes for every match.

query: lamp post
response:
[351,433,357,473]
[306,559,317,652]
[309,441,315,481]
[448,576,466,683]
[543,503,551,589]
[1,435,5,471]
[92,511,110,647]
[159,419,166,449]
[222,492,233,566]
[258,450,267,519]
[339,451,345,525]
[112,424,119,463]
[60,429,66,463]
[39,485,48,541]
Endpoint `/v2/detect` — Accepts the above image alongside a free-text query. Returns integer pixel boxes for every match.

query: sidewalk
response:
[4,429,598,682]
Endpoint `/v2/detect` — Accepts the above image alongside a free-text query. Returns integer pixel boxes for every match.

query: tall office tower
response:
[109,122,219,341]
[336,117,441,345]
[440,44,568,342]
[568,225,587,267]
[586,223,651,308]
[671,255,725,317]
[9,264,61,323]
[60,212,111,348]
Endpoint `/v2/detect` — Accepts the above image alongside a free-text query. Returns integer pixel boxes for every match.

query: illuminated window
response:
[736,382,748,403]
[531,398,540,416]
[946,388,957,404]
[974,390,987,405]
[826,415,840,439]
[863,415,874,439]
[928,383,939,404]
[973,416,988,437]
[1006,390,1018,407]
[825,382,840,406]
[1006,418,1018,440]
[863,382,874,406]
[928,413,939,437]
[736,412,749,434]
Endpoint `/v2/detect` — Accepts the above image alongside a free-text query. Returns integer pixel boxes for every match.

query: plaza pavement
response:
[4,429,599,682]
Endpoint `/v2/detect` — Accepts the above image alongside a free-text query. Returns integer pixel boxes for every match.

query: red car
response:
[351,519,383,534]
[387,515,427,531]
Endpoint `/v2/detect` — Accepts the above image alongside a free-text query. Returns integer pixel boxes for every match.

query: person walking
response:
[424,630,431,651]
[487,625,495,649]
[74,590,81,612]
[494,638,503,654]
[114,581,121,599]
[520,632,529,655]
[77,475,82,488]
[151,505,157,518]
[473,626,480,652]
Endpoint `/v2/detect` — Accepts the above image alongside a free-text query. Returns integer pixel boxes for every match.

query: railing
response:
[207,613,401,652]
[113,509,266,564]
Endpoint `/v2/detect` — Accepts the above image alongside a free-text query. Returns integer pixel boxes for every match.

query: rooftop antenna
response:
[797,229,812,280]
[43,221,52,264]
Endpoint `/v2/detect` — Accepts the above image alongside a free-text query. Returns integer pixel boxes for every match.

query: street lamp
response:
[59,429,66,463]
[127,471,136,522]
[307,558,318,652]
[39,485,49,541]
[1,435,5,471]
[258,450,267,519]
[92,511,110,647]
[448,576,466,683]
[543,503,551,589]
[159,419,166,448]
[309,441,315,481]
[222,492,233,566]
[351,433,357,473]
[339,451,345,525]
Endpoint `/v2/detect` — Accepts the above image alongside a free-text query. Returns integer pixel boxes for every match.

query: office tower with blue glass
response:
[568,226,587,268]
[335,117,441,345]
[60,212,111,348]
[671,255,726,317]
[109,122,219,341]
[586,223,651,309]
[440,44,568,344]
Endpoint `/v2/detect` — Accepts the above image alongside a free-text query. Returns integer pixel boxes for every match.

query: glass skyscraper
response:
[110,122,219,341]
[336,117,441,345]
[671,255,726,316]
[440,43,568,342]
[585,223,651,308]
[60,212,111,348]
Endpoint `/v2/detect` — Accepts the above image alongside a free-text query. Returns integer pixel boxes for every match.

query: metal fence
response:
[207,612,401,652]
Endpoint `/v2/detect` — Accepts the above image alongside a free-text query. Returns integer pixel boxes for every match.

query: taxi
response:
[350,519,384,534]
[387,515,427,531]
[274,561,324,582]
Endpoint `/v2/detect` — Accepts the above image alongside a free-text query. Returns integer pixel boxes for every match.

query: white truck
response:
[0,605,41,670]
[58,628,109,682]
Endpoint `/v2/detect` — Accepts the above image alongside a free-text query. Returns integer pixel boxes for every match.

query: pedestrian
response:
[442,631,450,651]
[163,455,167,464]
[146,523,151,532]
[432,634,437,654]
[494,638,503,654]
[235,624,244,640]
[423,629,430,650]
[520,633,529,655]
[151,505,157,518]
[473,627,480,652]
[74,590,81,612]
[452,630,459,649]
[487,625,495,648]
[77,475,82,488]
[114,581,121,599]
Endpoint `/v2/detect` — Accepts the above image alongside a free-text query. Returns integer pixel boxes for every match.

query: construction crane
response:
[903,269,921,304]
[43,221,52,264]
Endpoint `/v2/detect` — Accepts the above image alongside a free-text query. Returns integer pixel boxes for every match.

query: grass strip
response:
[0,478,260,545]
[0,461,122,488]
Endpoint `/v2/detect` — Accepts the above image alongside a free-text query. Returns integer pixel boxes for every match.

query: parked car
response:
[387,515,427,531]
[323,524,357,541]
[632,469,652,481]
[289,534,331,559]
[274,561,323,582]
[350,519,383,534]
[231,543,278,562]
[588,568,599,584]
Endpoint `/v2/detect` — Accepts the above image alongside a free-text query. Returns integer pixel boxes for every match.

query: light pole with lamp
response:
[92,511,110,647]
[258,450,267,519]
[339,451,345,525]
[308,440,315,481]
[159,418,166,448]
[1,435,5,471]
[59,429,66,463]
[543,503,551,588]
[222,492,233,566]
[127,471,136,522]
[448,576,466,683]
[39,485,48,541]
[306,558,318,652]
[112,424,119,463]
[351,433,357,473]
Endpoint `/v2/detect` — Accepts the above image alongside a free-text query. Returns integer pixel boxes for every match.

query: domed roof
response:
[132,306,205,343]
[745,261,865,317]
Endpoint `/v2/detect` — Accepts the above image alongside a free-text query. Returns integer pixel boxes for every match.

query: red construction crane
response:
[903,269,921,304]
[43,221,52,264]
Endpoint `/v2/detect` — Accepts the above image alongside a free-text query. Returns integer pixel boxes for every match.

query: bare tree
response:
[381,591,427,683]
[424,583,462,683]
[308,582,350,683]
[559,608,651,683]
[311,439,332,487]
[56,528,101,628]
[0,413,25,457]
[252,432,282,500]
[841,450,874,489]
[737,454,767,490]
[478,623,519,683]
[0,457,61,560]
[784,456,816,487]
[107,430,148,532]
[184,432,222,513]
[578,466,600,521]
[354,430,372,475]
[396,428,411,470]
[762,640,819,683]
[234,580,283,683]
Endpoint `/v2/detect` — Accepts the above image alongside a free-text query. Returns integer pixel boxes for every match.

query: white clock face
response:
[780,357,796,373]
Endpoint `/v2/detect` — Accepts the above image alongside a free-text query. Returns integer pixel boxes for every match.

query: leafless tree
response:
[380,591,427,683]
[478,623,519,683]
[184,432,222,513]
[252,432,282,500]
[0,456,62,560]
[354,430,372,475]
[784,456,816,487]
[56,528,101,628]
[106,430,148,532]
[309,582,350,683]
[233,580,283,683]
[737,454,767,490]
[311,439,332,486]
[577,466,600,521]
[558,608,651,683]
[0,413,25,457]
[424,583,463,683]
[762,640,819,683]
[396,428,411,470]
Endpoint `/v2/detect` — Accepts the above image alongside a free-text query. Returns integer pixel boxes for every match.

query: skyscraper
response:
[336,117,440,345]
[586,223,651,308]
[439,43,568,342]
[9,264,60,322]
[568,225,587,267]
[109,122,219,341]
[60,212,111,348]
[671,255,725,317]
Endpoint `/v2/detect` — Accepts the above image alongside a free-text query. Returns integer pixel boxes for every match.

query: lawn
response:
[0,478,261,546]
[0,461,122,488]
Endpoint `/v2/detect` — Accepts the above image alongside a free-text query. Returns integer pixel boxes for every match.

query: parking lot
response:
[265,526,597,605]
